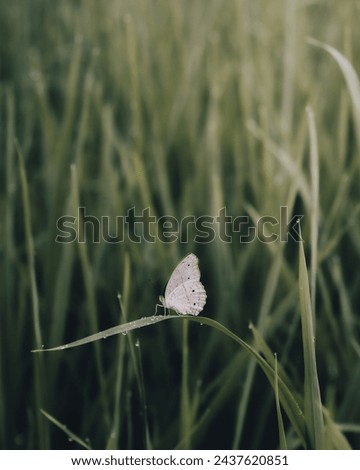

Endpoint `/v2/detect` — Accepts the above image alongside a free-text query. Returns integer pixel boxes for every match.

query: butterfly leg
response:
[154,303,167,316]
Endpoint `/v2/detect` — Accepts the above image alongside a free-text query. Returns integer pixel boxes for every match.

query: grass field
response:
[1,0,360,450]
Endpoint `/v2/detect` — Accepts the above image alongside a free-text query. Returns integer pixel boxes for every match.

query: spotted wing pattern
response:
[162,253,206,316]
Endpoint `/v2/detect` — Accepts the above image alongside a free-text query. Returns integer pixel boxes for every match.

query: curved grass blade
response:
[188,317,307,447]
[32,313,307,447]
[31,315,178,352]
[308,38,360,153]
[249,323,295,393]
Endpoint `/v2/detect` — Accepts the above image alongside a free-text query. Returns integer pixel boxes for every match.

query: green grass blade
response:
[16,141,43,351]
[274,353,287,450]
[281,0,297,138]
[190,317,307,447]
[308,37,360,154]
[117,256,152,450]
[250,323,297,397]
[323,409,352,450]
[306,105,319,321]
[298,228,325,449]
[40,410,92,450]
[16,140,49,449]
[33,313,307,447]
[106,254,130,450]
[2,87,16,448]
[251,322,351,449]
[31,315,179,352]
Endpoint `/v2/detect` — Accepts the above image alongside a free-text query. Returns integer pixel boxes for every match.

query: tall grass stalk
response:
[274,353,287,450]
[298,227,324,449]
[16,141,49,448]
[2,88,16,448]
[306,106,319,323]
[106,253,130,450]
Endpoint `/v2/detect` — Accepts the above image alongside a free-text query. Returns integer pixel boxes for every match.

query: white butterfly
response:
[157,253,207,316]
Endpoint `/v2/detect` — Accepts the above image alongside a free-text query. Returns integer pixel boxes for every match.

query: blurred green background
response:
[1,0,360,449]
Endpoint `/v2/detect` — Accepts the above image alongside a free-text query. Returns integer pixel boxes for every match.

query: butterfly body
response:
[159,253,206,316]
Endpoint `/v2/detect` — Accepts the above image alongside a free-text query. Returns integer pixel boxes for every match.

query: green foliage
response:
[1,0,360,450]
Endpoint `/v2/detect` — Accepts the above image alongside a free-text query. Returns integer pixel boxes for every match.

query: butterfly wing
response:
[163,253,206,315]
[165,280,207,315]
[164,253,200,298]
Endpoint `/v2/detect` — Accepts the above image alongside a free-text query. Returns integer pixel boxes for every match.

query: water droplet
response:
[135,339,140,347]
[121,332,128,336]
